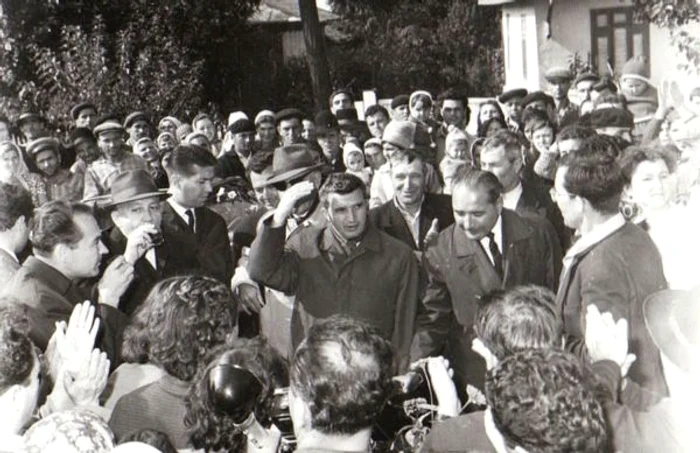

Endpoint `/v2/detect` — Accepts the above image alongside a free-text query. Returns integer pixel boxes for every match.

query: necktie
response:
[487,232,503,278]
[185,209,195,232]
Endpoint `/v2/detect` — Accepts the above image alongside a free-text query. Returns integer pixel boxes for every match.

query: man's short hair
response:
[559,135,626,214]
[363,104,389,120]
[486,349,608,453]
[328,88,353,107]
[319,173,366,208]
[451,167,504,203]
[474,285,562,361]
[557,124,596,142]
[290,316,393,435]
[192,113,213,127]
[482,130,523,163]
[247,151,274,174]
[31,201,94,257]
[166,144,217,177]
[619,145,677,185]
[0,183,34,231]
[0,307,33,393]
[438,88,468,107]
[122,276,237,382]
[523,109,556,136]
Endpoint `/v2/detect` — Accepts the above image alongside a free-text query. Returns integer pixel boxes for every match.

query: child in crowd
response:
[440,127,470,194]
[343,142,372,189]
[620,56,658,124]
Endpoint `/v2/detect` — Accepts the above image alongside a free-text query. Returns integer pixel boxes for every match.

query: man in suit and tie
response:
[162,145,233,284]
[102,170,187,315]
[411,168,562,395]
[0,183,33,286]
[369,151,453,255]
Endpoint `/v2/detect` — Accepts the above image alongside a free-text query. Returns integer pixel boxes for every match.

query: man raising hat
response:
[83,121,148,200]
[27,137,83,202]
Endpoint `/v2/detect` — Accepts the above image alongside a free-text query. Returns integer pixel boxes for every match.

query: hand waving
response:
[585,304,636,377]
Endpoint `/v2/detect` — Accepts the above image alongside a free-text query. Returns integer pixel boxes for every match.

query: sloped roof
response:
[248,0,338,24]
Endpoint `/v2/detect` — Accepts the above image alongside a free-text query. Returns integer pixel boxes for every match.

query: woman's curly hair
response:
[184,337,288,452]
[121,276,237,382]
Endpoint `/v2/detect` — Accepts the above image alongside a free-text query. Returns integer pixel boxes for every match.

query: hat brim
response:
[644,289,699,374]
[104,190,170,208]
[265,162,327,186]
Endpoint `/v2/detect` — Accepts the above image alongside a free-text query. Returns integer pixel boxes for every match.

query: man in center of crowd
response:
[411,168,562,395]
[248,172,419,370]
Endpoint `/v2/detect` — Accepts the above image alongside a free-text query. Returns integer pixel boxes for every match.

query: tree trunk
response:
[298,0,332,112]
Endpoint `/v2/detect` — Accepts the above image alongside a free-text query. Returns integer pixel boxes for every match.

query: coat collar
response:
[452,209,530,257]
[319,223,382,253]
[24,256,72,296]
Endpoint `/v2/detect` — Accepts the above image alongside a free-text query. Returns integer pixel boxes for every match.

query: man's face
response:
[65,213,108,278]
[392,105,409,121]
[552,166,583,229]
[76,108,97,129]
[278,119,302,146]
[11,215,29,254]
[391,159,425,207]
[130,120,150,141]
[452,184,502,240]
[503,99,523,121]
[326,188,368,241]
[331,93,353,113]
[525,100,549,112]
[576,80,596,103]
[549,80,572,101]
[0,147,20,178]
[317,130,341,161]
[195,118,217,142]
[250,168,280,210]
[159,120,178,136]
[112,197,163,236]
[258,122,277,145]
[366,113,389,139]
[441,100,466,127]
[34,149,60,177]
[233,131,254,157]
[173,165,215,208]
[480,146,521,191]
[0,121,10,141]
[75,140,101,163]
[134,141,159,163]
[364,145,386,170]
[97,131,126,160]
[20,119,43,140]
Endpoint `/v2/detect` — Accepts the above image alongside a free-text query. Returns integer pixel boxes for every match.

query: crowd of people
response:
[0,55,698,452]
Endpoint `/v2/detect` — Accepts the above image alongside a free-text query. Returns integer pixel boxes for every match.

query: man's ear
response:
[11,215,26,232]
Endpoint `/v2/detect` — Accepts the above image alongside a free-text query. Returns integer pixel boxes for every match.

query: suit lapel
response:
[164,202,191,234]
[452,226,502,291]
[381,203,417,249]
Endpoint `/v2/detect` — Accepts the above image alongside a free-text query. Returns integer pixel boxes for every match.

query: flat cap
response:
[521,91,555,109]
[574,72,599,86]
[70,127,96,145]
[544,66,573,82]
[228,118,255,135]
[123,111,150,129]
[70,102,96,120]
[497,88,528,104]
[390,95,410,109]
[27,137,60,156]
[93,121,124,136]
[275,108,304,125]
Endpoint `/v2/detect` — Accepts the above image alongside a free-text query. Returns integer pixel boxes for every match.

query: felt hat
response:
[70,127,96,146]
[335,108,358,128]
[391,95,410,109]
[621,56,651,84]
[228,118,255,135]
[521,91,555,109]
[254,110,275,126]
[497,88,528,104]
[105,170,169,207]
[314,110,339,135]
[70,101,97,120]
[266,143,327,186]
[574,72,600,86]
[544,66,573,83]
[644,287,700,374]
[123,111,150,129]
[93,121,125,136]
[275,108,304,125]
[26,137,60,157]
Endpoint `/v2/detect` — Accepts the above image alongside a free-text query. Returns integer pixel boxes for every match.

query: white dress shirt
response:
[394,198,423,248]
[502,182,523,211]
[479,215,503,266]
[167,198,196,232]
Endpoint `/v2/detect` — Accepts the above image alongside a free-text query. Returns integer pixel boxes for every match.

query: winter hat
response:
[176,124,193,142]
[621,56,651,84]
[363,137,382,152]
[227,111,249,127]
[343,142,364,168]
[158,116,182,130]
[254,110,275,126]
[382,120,434,158]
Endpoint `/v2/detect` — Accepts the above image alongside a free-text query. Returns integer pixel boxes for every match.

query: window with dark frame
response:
[590,7,650,76]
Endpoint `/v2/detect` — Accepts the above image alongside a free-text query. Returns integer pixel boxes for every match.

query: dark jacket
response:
[369,193,454,251]
[248,220,420,371]
[411,210,562,391]
[557,221,668,403]
[516,179,572,250]
[215,152,247,180]
[161,202,233,284]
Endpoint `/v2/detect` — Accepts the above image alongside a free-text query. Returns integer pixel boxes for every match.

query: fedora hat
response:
[266,144,326,186]
[105,170,169,207]
[644,287,700,374]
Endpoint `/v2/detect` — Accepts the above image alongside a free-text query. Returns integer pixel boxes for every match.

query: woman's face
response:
[0,146,20,178]
[532,126,554,153]
[479,104,501,123]
[411,100,430,122]
[627,159,673,212]
[485,121,506,137]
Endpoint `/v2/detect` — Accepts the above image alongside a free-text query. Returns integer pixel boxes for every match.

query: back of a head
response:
[482,130,523,163]
[290,316,393,436]
[559,135,625,214]
[474,285,562,361]
[486,348,608,453]
[0,320,33,394]
[166,144,217,177]
[0,182,33,232]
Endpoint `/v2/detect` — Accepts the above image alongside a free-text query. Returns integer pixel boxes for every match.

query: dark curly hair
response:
[119,429,177,453]
[618,145,677,185]
[121,276,237,382]
[290,316,393,436]
[476,100,505,137]
[0,306,34,392]
[486,348,608,453]
[185,337,288,452]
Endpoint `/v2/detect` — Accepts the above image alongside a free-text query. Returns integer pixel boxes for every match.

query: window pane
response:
[614,12,628,24]
[596,14,608,27]
[614,28,628,68]
[521,14,528,80]
[597,37,609,74]
[633,33,644,57]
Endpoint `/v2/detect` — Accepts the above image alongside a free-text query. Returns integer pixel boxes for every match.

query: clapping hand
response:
[585,305,636,378]
[61,348,110,407]
[424,356,461,417]
[45,301,100,382]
